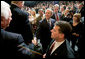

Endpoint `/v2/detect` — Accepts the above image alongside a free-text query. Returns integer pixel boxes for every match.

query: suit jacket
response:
[6,4,33,44]
[1,29,32,59]
[45,39,75,58]
[51,13,61,21]
[36,18,55,53]
[80,7,84,17]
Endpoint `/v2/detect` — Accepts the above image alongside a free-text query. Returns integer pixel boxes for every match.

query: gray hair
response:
[54,4,59,8]
[1,1,10,20]
[45,8,53,16]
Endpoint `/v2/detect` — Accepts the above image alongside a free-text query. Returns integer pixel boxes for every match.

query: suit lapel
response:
[46,40,54,53]
[50,40,67,56]
[50,19,54,29]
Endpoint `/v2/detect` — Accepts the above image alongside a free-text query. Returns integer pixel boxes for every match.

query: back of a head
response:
[1,1,10,20]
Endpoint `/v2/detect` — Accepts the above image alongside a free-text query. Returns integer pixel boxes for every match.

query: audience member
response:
[70,13,84,58]
[29,9,37,35]
[51,4,61,21]
[36,9,45,27]
[43,21,75,58]
[36,8,55,53]
[6,1,33,45]
[59,5,66,21]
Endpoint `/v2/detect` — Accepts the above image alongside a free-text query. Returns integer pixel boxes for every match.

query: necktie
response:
[47,20,51,27]
[48,41,55,54]
[56,14,59,21]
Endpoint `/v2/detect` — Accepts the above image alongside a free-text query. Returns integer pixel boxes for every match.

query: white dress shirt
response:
[50,40,65,55]
[47,18,52,26]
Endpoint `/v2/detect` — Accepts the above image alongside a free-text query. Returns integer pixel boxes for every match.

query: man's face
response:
[2,10,12,29]
[54,7,59,13]
[45,10,52,20]
[51,26,60,40]
[18,1,24,8]
[64,10,69,16]
[60,7,64,12]
[6,10,12,27]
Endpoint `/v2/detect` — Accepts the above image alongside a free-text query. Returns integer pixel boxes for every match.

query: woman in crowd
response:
[29,9,37,35]
[70,13,84,58]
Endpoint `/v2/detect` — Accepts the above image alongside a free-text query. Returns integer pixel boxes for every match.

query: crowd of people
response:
[1,1,84,59]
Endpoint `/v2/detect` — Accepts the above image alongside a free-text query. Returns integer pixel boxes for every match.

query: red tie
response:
[56,14,59,21]
[48,41,55,54]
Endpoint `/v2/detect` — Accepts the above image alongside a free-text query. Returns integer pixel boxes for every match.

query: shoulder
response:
[78,22,84,29]
[39,18,46,23]
[50,18,55,21]
[11,5,28,17]
[58,12,61,16]
[1,29,24,43]
[50,18,56,22]
[16,9,28,16]
[65,39,75,58]
[79,22,84,26]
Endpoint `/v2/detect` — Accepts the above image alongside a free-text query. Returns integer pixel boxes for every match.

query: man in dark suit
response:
[6,1,33,45]
[36,8,56,53]
[51,4,61,21]
[43,21,75,58]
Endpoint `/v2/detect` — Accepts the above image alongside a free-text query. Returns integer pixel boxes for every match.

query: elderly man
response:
[51,4,61,21]
[1,1,28,59]
[36,8,55,53]
[43,21,75,58]
[1,1,42,59]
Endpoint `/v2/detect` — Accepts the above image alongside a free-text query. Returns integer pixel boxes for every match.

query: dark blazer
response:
[80,6,84,17]
[51,13,61,21]
[6,4,33,44]
[1,29,31,59]
[45,39,75,58]
[36,18,55,53]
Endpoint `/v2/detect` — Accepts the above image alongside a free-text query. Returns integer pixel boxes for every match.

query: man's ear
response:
[59,33,64,38]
